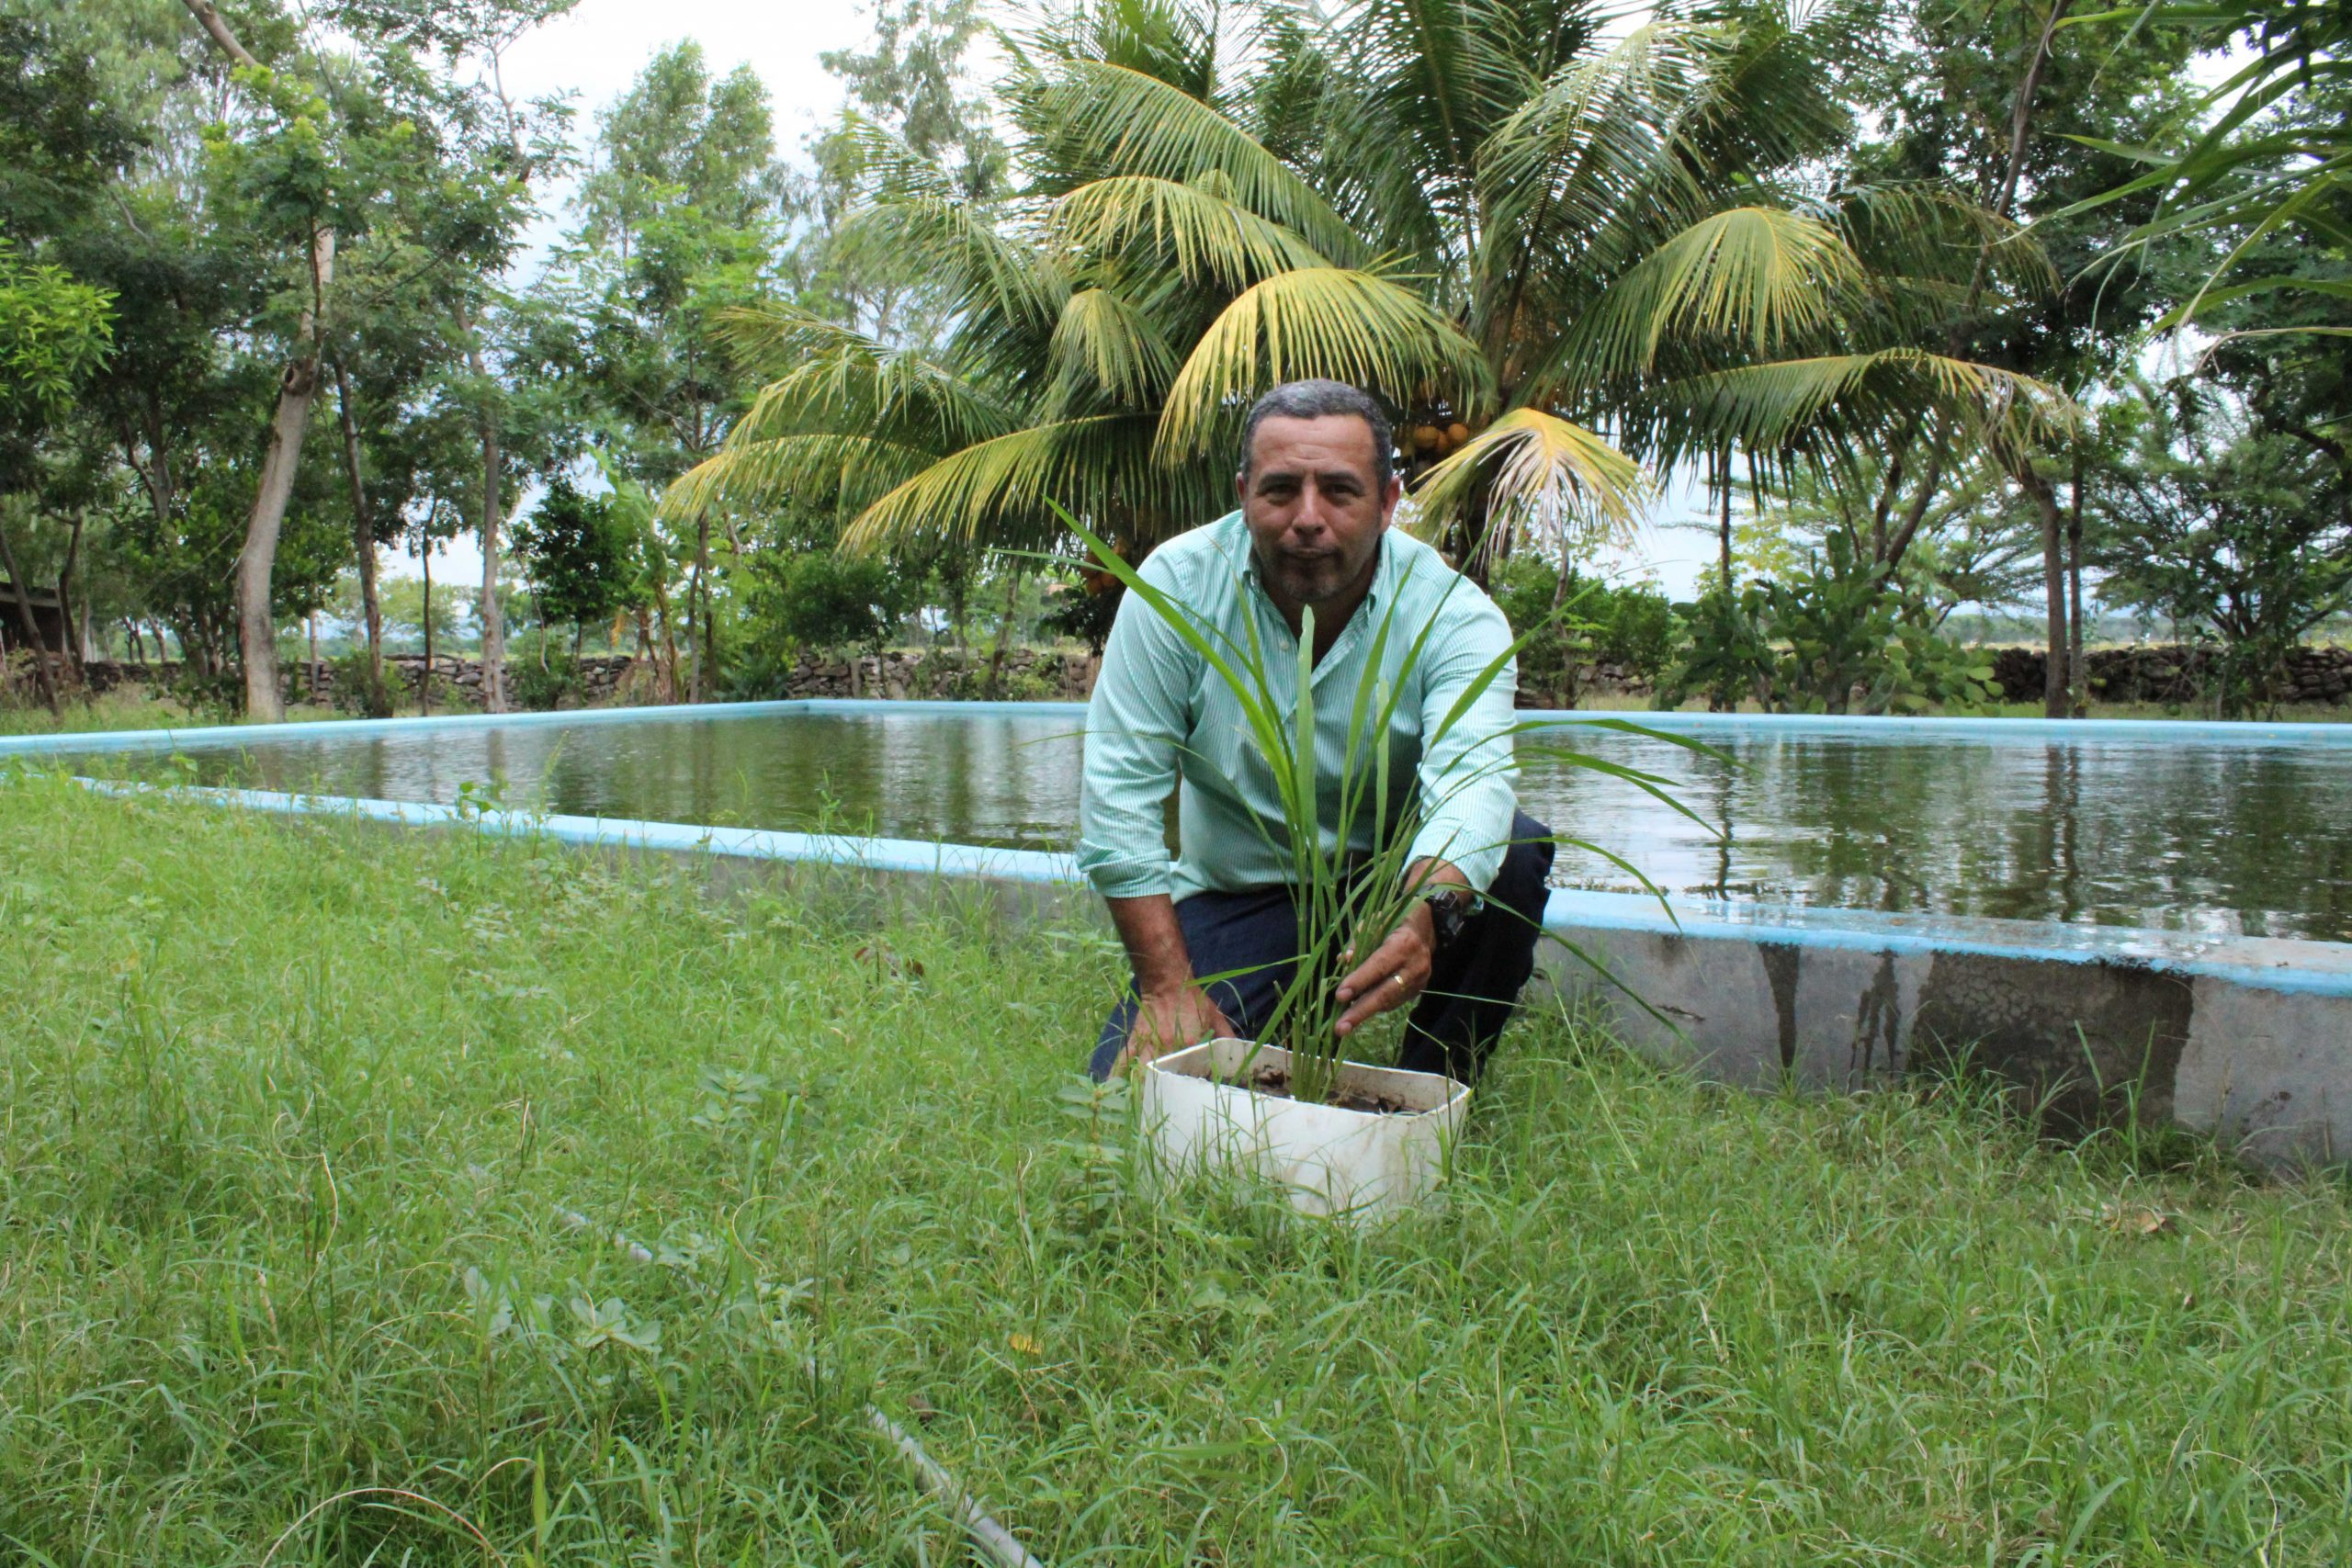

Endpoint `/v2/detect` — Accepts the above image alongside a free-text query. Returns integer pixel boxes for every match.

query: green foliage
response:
[0,240,112,434]
[1764,536,1997,716]
[507,648,582,713]
[2064,0,2351,331]
[740,545,922,660]
[377,569,461,649]
[1659,537,1998,716]
[2089,379,2352,716]
[1490,555,1678,703]
[0,0,2340,717]
[325,648,398,717]
[513,478,640,639]
[1658,581,1778,713]
[1037,571,1123,654]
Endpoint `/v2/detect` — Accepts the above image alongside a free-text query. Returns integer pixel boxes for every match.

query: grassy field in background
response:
[0,689,344,738]
[2,773,2348,1564]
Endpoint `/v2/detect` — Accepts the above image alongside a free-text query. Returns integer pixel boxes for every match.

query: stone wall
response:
[74,642,2352,712]
[771,648,1100,701]
[1515,661,1656,707]
[77,648,1103,709]
[1989,643,2352,706]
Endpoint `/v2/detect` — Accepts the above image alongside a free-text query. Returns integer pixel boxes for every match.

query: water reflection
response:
[96,710,2351,942]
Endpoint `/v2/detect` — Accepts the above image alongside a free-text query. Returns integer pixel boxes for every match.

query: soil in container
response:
[1243,1062,1419,1116]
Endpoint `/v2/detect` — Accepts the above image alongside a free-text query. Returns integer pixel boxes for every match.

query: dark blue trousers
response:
[1091,812,1557,1083]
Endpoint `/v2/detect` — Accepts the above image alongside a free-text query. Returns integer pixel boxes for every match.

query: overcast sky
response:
[399,3,1716,599]
[500,0,871,159]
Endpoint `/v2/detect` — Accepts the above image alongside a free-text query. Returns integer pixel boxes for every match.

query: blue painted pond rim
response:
[67,775,2352,1001]
[68,777,1077,885]
[6,694,2350,759]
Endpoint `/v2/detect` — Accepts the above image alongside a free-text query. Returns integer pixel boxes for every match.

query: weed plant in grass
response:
[2,772,2349,1564]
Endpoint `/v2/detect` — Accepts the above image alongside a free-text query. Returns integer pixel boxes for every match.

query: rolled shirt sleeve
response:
[1406,592,1520,896]
[1077,553,1196,899]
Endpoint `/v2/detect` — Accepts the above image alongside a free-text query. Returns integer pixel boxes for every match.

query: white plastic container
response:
[1139,1038,1471,1220]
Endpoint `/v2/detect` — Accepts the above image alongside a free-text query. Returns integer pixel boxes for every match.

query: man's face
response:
[1237,414,1402,612]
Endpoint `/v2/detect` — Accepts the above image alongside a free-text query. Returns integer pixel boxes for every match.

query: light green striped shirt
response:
[1078,512,1521,905]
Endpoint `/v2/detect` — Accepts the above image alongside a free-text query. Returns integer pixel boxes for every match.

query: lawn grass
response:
[2,773,2348,1565]
[0,688,345,738]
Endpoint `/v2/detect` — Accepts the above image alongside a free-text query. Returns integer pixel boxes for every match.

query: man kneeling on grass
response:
[1080,378,1555,1084]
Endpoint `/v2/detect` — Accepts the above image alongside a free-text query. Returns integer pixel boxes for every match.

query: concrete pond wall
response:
[1532,895,2352,1168]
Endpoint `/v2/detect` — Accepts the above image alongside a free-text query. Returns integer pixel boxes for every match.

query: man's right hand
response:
[1114,984,1234,1076]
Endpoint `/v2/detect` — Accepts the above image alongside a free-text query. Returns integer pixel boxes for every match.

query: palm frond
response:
[722,341,1016,457]
[1818,182,2053,296]
[835,196,1069,339]
[662,432,944,524]
[1019,59,1366,265]
[1155,267,1495,458]
[1050,174,1333,288]
[1474,19,1717,290]
[708,305,888,381]
[1651,349,2076,461]
[842,413,1231,553]
[1408,406,1649,567]
[1322,0,1577,242]
[1047,286,1182,410]
[1524,206,1860,403]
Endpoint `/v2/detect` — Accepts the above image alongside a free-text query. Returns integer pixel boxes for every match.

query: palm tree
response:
[671,0,2062,582]
[664,67,1550,561]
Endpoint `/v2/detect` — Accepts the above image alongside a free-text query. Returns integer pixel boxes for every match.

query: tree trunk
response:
[233,227,334,722]
[420,546,434,717]
[1716,459,1734,598]
[183,3,335,724]
[77,568,93,663]
[333,361,384,685]
[650,575,680,703]
[985,562,1023,698]
[1882,439,1950,574]
[689,511,712,702]
[1955,4,2069,720]
[58,508,86,689]
[2018,463,2069,718]
[0,521,60,716]
[2067,444,2087,716]
[1962,2,2072,318]
[182,0,261,65]
[460,316,507,715]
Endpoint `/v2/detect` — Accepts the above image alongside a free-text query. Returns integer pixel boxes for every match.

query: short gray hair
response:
[1238,378,1395,491]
